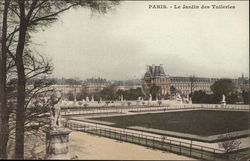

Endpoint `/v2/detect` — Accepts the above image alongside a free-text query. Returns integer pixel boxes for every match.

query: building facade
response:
[142,65,249,96]
[169,77,219,95]
[82,78,111,95]
[141,64,171,97]
[231,74,249,92]
[51,85,83,95]
[169,76,249,95]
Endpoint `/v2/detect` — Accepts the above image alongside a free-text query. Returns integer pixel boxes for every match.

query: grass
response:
[92,110,249,136]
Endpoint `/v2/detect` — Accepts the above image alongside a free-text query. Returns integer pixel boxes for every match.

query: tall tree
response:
[0,0,10,159]
[210,79,236,103]
[192,90,212,104]
[170,85,177,95]
[2,0,119,159]
[99,85,117,101]
[242,90,249,104]
[116,87,143,100]
[6,52,54,159]
[149,84,161,100]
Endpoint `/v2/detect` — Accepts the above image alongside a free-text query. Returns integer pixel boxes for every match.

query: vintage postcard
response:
[0,0,249,160]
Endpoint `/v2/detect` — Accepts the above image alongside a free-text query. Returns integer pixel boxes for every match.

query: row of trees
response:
[191,79,249,104]
[0,0,119,159]
[64,78,249,104]
[65,85,144,101]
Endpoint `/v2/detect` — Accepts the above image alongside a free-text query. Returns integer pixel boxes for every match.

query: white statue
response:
[121,95,124,102]
[222,94,226,102]
[91,96,94,102]
[81,99,85,105]
[50,91,62,130]
[86,96,89,102]
[221,94,226,108]
[189,96,192,104]
[74,95,76,104]
[149,94,152,102]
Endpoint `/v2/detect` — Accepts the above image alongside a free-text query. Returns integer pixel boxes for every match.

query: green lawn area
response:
[93,110,249,136]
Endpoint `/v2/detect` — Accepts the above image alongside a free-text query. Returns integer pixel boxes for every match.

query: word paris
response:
[148,4,236,9]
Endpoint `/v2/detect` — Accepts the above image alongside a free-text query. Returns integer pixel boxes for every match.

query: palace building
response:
[141,64,171,97]
[142,64,249,96]
[169,77,217,95]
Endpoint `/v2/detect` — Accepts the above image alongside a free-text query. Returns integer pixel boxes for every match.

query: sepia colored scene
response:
[0,1,249,161]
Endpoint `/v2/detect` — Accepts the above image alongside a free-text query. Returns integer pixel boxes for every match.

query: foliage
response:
[1,0,120,159]
[66,91,74,101]
[99,85,117,101]
[192,79,243,104]
[117,87,143,100]
[192,90,214,104]
[218,133,241,153]
[210,79,236,103]
[189,75,196,96]
[105,101,110,106]
[76,91,86,101]
[241,90,249,104]
[149,85,161,100]
[170,86,177,95]
[226,92,240,104]
[157,100,162,106]
[62,78,82,85]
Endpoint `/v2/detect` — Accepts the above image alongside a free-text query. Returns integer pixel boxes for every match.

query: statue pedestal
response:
[45,128,72,160]
[221,101,226,108]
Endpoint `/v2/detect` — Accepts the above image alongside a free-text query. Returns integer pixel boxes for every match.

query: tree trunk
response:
[15,60,26,159]
[0,0,10,159]
[15,1,27,159]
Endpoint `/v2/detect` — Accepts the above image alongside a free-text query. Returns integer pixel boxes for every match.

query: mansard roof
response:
[144,65,166,78]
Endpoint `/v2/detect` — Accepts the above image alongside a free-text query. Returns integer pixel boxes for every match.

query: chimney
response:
[152,64,155,71]
[146,65,150,72]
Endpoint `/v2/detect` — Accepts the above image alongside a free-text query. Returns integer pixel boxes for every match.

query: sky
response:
[31,1,249,80]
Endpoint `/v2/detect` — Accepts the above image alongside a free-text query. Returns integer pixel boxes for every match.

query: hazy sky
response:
[31,1,249,80]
